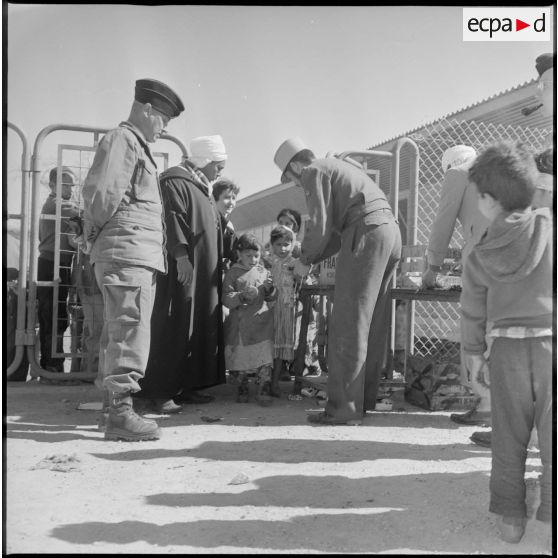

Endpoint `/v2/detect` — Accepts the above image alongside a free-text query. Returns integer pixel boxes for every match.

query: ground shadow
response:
[91,437,490,464]
[50,471,548,554]
[5,424,102,443]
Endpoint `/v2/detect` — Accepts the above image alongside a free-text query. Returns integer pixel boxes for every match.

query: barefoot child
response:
[461,141,552,543]
[223,234,277,405]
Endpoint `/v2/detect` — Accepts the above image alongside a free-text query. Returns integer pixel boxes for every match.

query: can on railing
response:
[318,256,337,285]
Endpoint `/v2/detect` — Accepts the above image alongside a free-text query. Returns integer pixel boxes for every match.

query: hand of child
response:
[262,277,274,295]
[242,285,259,304]
[476,360,490,389]
[464,353,488,387]
[293,260,311,279]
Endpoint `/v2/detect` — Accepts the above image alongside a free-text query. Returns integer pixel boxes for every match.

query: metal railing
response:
[7,122,32,377]
[18,123,188,382]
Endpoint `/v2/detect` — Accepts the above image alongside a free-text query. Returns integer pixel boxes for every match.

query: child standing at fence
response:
[276,208,302,257]
[269,225,300,396]
[223,233,277,405]
[461,141,552,544]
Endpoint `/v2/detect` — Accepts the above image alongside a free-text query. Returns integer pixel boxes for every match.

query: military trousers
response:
[94,261,157,394]
[325,217,401,421]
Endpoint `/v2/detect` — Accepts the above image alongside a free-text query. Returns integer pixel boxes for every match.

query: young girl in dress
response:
[223,233,276,405]
[269,225,300,396]
[276,208,302,257]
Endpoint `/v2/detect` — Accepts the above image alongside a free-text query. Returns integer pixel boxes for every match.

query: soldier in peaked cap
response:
[81,78,184,441]
[274,138,401,425]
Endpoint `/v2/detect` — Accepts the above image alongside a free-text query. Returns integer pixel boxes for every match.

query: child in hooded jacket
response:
[461,141,552,544]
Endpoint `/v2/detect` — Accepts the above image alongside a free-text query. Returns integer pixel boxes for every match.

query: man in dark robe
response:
[138,135,230,412]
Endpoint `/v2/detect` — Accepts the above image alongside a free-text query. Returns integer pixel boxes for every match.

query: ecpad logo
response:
[463,8,551,42]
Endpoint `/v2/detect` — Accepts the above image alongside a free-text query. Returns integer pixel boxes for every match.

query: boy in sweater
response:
[461,141,552,543]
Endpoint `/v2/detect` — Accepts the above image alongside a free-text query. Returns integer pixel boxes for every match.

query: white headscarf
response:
[189,135,227,168]
[441,145,477,173]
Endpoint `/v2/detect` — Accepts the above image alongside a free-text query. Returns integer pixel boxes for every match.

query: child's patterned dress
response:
[270,254,298,361]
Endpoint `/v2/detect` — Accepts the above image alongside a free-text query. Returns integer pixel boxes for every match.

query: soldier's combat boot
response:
[105,391,160,441]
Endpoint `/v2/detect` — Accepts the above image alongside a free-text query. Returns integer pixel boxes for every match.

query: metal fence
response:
[405,117,551,363]
[8,123,188,382]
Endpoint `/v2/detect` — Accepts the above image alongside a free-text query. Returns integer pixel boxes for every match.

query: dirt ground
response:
[5,378,553,555]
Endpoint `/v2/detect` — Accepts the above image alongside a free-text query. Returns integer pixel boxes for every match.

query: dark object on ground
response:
[175,391,215,404]
[470,430,492,448]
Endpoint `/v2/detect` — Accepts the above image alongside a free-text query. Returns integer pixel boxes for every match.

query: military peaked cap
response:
[135,78,185,119]
[535,53,555,77]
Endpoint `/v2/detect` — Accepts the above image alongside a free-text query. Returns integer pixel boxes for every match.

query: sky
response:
[5,4,554,217]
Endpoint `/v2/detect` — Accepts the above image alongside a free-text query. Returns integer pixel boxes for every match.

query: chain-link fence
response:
[405,117,551,363]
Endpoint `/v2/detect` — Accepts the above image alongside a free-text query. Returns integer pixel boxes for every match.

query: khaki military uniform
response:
[82,121,165,393]
[299,158,402,421]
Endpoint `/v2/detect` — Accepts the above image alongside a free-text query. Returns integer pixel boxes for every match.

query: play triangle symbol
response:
[516,19,530,31]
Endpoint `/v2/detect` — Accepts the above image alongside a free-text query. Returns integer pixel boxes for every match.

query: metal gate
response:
[12,123,188,383]
[7,123,32,378]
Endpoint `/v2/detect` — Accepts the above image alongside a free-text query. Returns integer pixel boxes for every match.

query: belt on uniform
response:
[344,207,394,230]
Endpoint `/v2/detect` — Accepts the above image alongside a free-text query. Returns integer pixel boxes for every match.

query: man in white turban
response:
[423,145,482,288]
[137,134,231,412]
[422,144,492,429]
[188,135,228,183]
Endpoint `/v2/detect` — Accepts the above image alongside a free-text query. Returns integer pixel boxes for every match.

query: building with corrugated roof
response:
[234,78,552,246]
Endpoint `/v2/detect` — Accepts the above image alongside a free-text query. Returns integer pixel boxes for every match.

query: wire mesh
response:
[407,117,550,362]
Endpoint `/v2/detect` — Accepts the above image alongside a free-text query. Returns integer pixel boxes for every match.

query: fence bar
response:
[7,122,31,377]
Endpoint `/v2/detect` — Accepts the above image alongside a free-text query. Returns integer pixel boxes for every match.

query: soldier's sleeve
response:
[459,251,488,355]
[299,166,336,265]
[82,130,137,237]
[426,169,467,267]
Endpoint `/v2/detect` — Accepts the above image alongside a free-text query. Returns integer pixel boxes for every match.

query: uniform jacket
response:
[82,121,166,272]
[460,207,553,354]
[298,158,392,265]
[427,163,489,267]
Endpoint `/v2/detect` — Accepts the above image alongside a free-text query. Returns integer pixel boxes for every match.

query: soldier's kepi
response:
[81,78,184,441]
[274,137,402,425]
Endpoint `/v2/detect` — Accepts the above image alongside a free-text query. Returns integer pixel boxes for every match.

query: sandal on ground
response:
[301,387,319,398]
[288,393,304,401]
[307,411,362,426]
[150,398,183,414]
[470,430,491,447]
[450,407,491,426]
